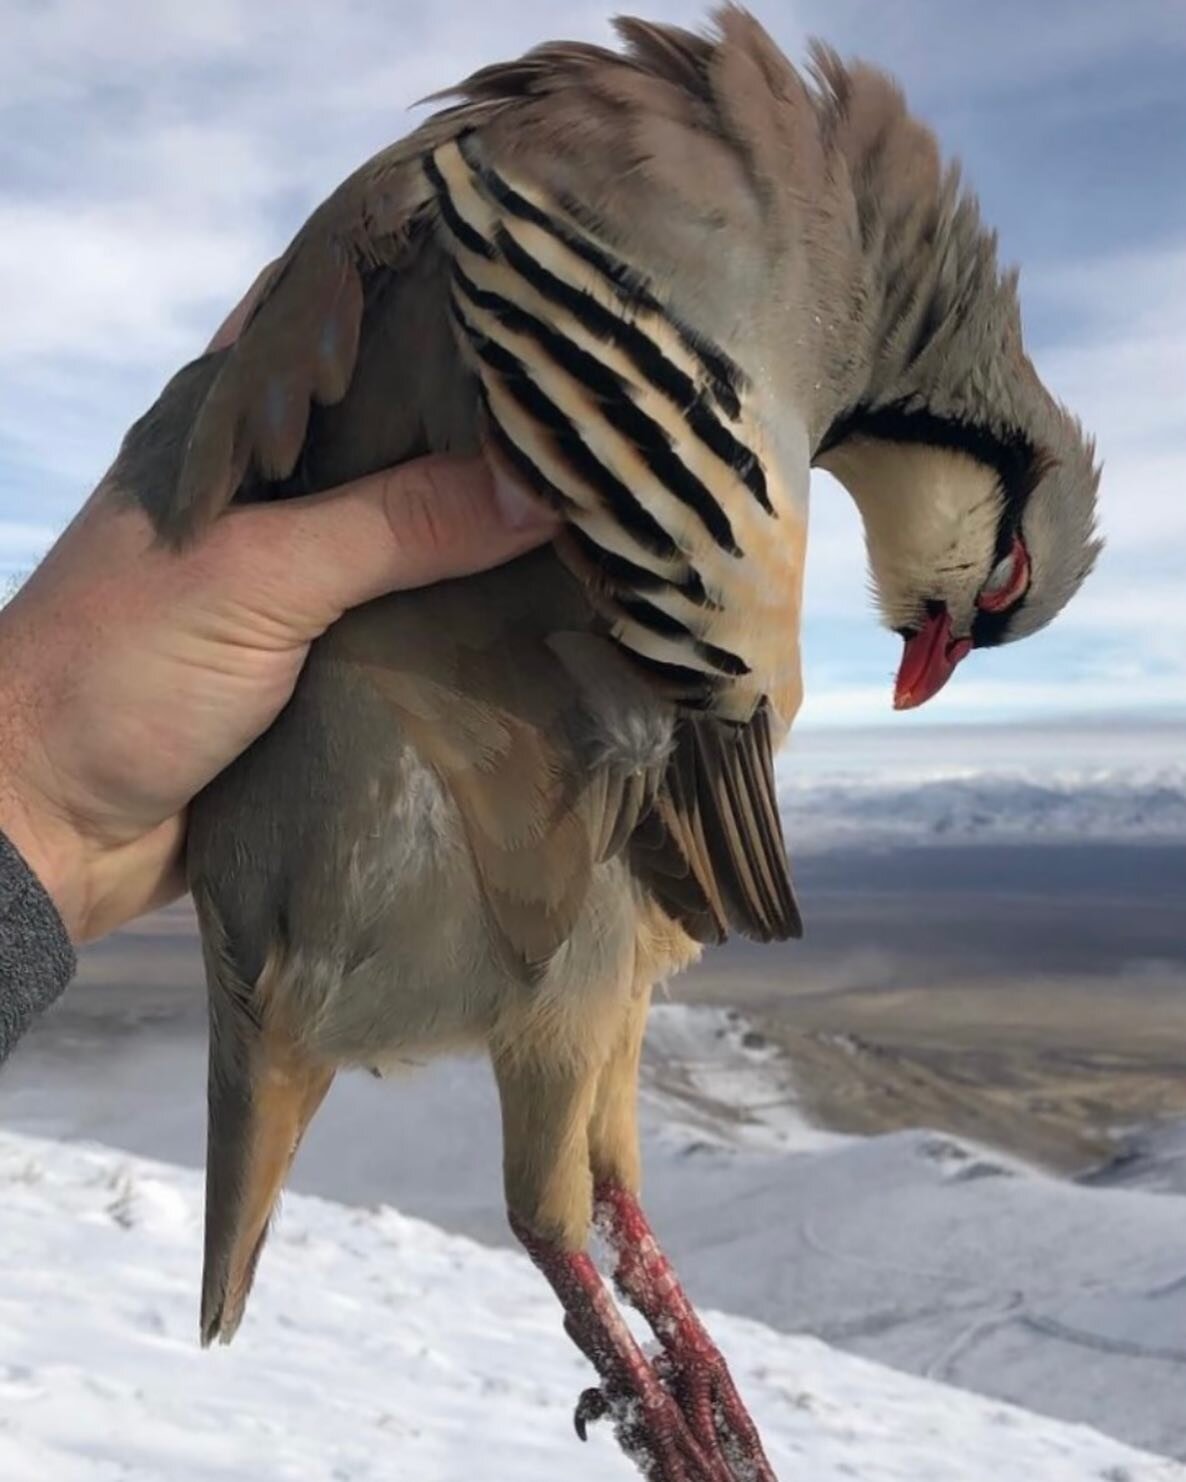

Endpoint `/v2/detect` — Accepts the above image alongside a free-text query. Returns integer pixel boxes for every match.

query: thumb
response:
[238,453,559,630]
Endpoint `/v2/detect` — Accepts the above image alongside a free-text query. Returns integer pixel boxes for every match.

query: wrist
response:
[0,762,95,941]
[0,513,190,943]
[0,760,184,942]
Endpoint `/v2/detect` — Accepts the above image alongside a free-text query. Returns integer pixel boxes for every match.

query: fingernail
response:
[490,464,557,532]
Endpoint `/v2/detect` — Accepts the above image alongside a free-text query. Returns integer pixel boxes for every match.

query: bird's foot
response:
[571,1366,738,1482]
[594,1181,778,1482]
[647,1325,774,1482]
[512,1217,740,1481]
[572,1373,737,1482]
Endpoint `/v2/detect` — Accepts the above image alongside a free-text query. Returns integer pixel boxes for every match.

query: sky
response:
[1,0,1183,729]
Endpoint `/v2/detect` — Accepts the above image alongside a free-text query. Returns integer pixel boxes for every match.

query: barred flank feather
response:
[425,136,800,723]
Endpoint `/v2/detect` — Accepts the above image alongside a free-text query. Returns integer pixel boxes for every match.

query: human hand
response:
[0,280,557,943]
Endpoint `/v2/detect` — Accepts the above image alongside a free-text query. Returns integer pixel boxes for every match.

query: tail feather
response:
[198,908,334,1346]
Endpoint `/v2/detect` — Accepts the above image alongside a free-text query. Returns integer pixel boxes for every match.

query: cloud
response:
[0,3,710,500]
[1010,246,1186,661]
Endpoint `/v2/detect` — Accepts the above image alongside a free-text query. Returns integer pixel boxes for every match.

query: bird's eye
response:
[977,534,1030,613]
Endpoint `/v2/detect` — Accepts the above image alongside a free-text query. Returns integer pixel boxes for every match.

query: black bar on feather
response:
[455,135,746,419]
[423,153,495,260]
[452,285,684,562]
[494,231,771,516]
[566,526,712,608]
[453,266,743,553]
[625,651,719,709]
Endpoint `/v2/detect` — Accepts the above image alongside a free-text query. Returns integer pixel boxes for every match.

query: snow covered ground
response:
[1,1129,1180,1482]
[638,1003,849,1156]
[1092,1119,1186,1197]
[777,720,1186,850]
[770,714,1186,847]
[7,1004,1186,1461]
[780,766,1186,849]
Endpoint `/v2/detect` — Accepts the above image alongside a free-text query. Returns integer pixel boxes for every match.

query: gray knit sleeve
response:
[0,829,76,1065]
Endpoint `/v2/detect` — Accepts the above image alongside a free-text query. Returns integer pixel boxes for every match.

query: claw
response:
[574,1386,610,1441]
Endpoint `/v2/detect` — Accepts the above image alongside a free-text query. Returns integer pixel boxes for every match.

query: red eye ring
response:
[977,533,1031,613]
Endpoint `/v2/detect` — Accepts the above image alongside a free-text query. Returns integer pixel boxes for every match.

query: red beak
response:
[894,608,972,711]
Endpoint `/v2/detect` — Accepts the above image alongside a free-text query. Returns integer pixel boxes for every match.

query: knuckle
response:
[383,460,464,558]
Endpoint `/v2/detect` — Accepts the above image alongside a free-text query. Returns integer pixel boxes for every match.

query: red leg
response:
[511,1215,737,1482]
[593,1182,778,1482]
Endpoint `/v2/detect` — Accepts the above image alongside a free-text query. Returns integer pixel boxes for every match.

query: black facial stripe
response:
[904,595,1014,651]
[452,134,745,419]
[970,608,1013,649]
[819,401,1036,497]
[491,229,770,512]
[451,296,681,562]
[819,399,1044,565]
[423,154,494,260]
[452,264,742,559]
[991,512,1028,567]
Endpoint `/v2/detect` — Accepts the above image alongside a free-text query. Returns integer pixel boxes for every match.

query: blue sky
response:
[1,0,1183,728]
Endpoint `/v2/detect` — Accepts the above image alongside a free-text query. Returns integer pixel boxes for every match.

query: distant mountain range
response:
[781,766,1186,850]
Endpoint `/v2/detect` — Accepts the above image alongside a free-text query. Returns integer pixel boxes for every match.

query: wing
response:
[633,708,801,946]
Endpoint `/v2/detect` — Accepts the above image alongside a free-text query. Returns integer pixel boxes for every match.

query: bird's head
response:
[803,44,1103,710]
[817,401,1102,709]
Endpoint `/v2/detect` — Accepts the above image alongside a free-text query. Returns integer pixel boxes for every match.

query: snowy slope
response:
[1092,1119,1186,1196]
[0,1131,1179,1482]
[8,1004,1186,1458]
[639,1003,849,1156]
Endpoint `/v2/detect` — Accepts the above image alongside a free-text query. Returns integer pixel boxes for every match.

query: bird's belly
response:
[274,735,645,1068]
[188,550,661,1069]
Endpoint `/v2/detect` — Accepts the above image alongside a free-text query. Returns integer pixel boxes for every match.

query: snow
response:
[776,719,1186,849]
[779,768,1186,850]
[640,1004,849,1155]
[0,1130,1178,1482]
[641,1127,1186,1461]
[1090,1119,1186,1197]
[8,1002,1186,1460]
